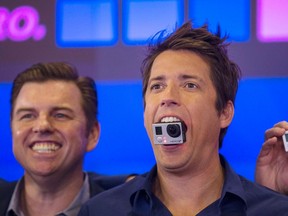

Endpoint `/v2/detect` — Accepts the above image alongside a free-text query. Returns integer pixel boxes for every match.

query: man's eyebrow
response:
[148,74,206,86]
[148,75,165,85]
[52,107,74,112]
[15,108,35,115]
[15,107,74,115]
[179,74,205,84]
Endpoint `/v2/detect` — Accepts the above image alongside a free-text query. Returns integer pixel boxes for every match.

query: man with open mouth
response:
[79,21,288,215]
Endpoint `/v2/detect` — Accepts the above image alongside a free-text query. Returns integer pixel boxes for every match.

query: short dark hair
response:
[10,62,98,134]
[141,21,241,148]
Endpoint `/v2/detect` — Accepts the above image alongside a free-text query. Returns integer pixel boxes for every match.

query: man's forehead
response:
[21,80,75,88]
[18,80,78,95]
[15,80,82,106]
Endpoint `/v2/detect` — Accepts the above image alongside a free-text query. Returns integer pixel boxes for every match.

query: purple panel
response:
[257,0,288,42]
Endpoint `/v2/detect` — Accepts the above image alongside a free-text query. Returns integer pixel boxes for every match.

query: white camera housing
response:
[283,131,288,152]
[152,122,186,145]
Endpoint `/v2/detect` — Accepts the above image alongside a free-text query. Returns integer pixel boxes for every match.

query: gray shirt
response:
[7,172,90,216]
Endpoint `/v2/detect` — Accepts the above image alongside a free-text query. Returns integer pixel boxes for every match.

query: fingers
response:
[265,121,288,141]
[259,137,277,157]
[262,136,277,149]
[273,121,288,129]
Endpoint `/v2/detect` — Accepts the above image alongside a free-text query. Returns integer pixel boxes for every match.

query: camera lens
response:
[166,124,181,138]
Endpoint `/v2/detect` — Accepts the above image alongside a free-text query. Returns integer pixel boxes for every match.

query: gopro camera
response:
[152,122,186,144]
[283,131,288,152]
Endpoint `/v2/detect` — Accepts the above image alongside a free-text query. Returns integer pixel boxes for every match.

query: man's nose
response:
[160,86,180,107]
[32,115,53,134]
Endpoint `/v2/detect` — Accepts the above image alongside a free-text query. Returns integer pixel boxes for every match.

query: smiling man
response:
[78,21,288,216]
[0,62,129,216]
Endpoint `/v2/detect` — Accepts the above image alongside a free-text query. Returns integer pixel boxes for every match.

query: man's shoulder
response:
[239,175,283,196]
[239,175,288,211]
[89,173,145,200]
[87,172,128,187]
[79,174,146,215]
[87,171,137,197]
[0,179,17,196]
[222,155,288,209]
[0,179,17,214]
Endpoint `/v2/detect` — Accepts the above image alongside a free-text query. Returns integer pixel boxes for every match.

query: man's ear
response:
[220,100,234,129]
[86,122,101,152]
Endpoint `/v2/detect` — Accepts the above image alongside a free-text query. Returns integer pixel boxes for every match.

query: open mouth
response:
[160,116,181,123]
[30,142,61,153]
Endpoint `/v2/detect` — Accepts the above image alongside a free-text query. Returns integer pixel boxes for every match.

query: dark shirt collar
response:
[130,154,247,215]
[7,172,90,216]
[129,166,171,215]
[218,155,247,215]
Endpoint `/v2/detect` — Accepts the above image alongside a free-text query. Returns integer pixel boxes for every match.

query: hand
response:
[255,121,288,194]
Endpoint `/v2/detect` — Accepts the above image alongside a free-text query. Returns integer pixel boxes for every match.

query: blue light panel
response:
[56,0,118,47]
[189,0,250,42]
[122,0,184,45]
[220,78,288,180]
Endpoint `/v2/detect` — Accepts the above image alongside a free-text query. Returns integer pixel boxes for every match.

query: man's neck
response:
[153,157,224,216]
[20,171,85,216]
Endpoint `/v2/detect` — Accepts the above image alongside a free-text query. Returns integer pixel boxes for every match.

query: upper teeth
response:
[161,117,180,123]
[32,142,60,153]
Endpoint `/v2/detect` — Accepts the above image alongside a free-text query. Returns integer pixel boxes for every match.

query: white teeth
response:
[160,117,180,123]
[32,142,60,153]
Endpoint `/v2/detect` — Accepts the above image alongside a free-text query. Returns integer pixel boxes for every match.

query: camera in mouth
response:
[152,121,187,145]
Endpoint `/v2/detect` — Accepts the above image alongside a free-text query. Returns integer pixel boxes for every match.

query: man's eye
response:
[184,83,197,89]
[54,113,67,119]
[150,83,163,90]
[20,113,34,120]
